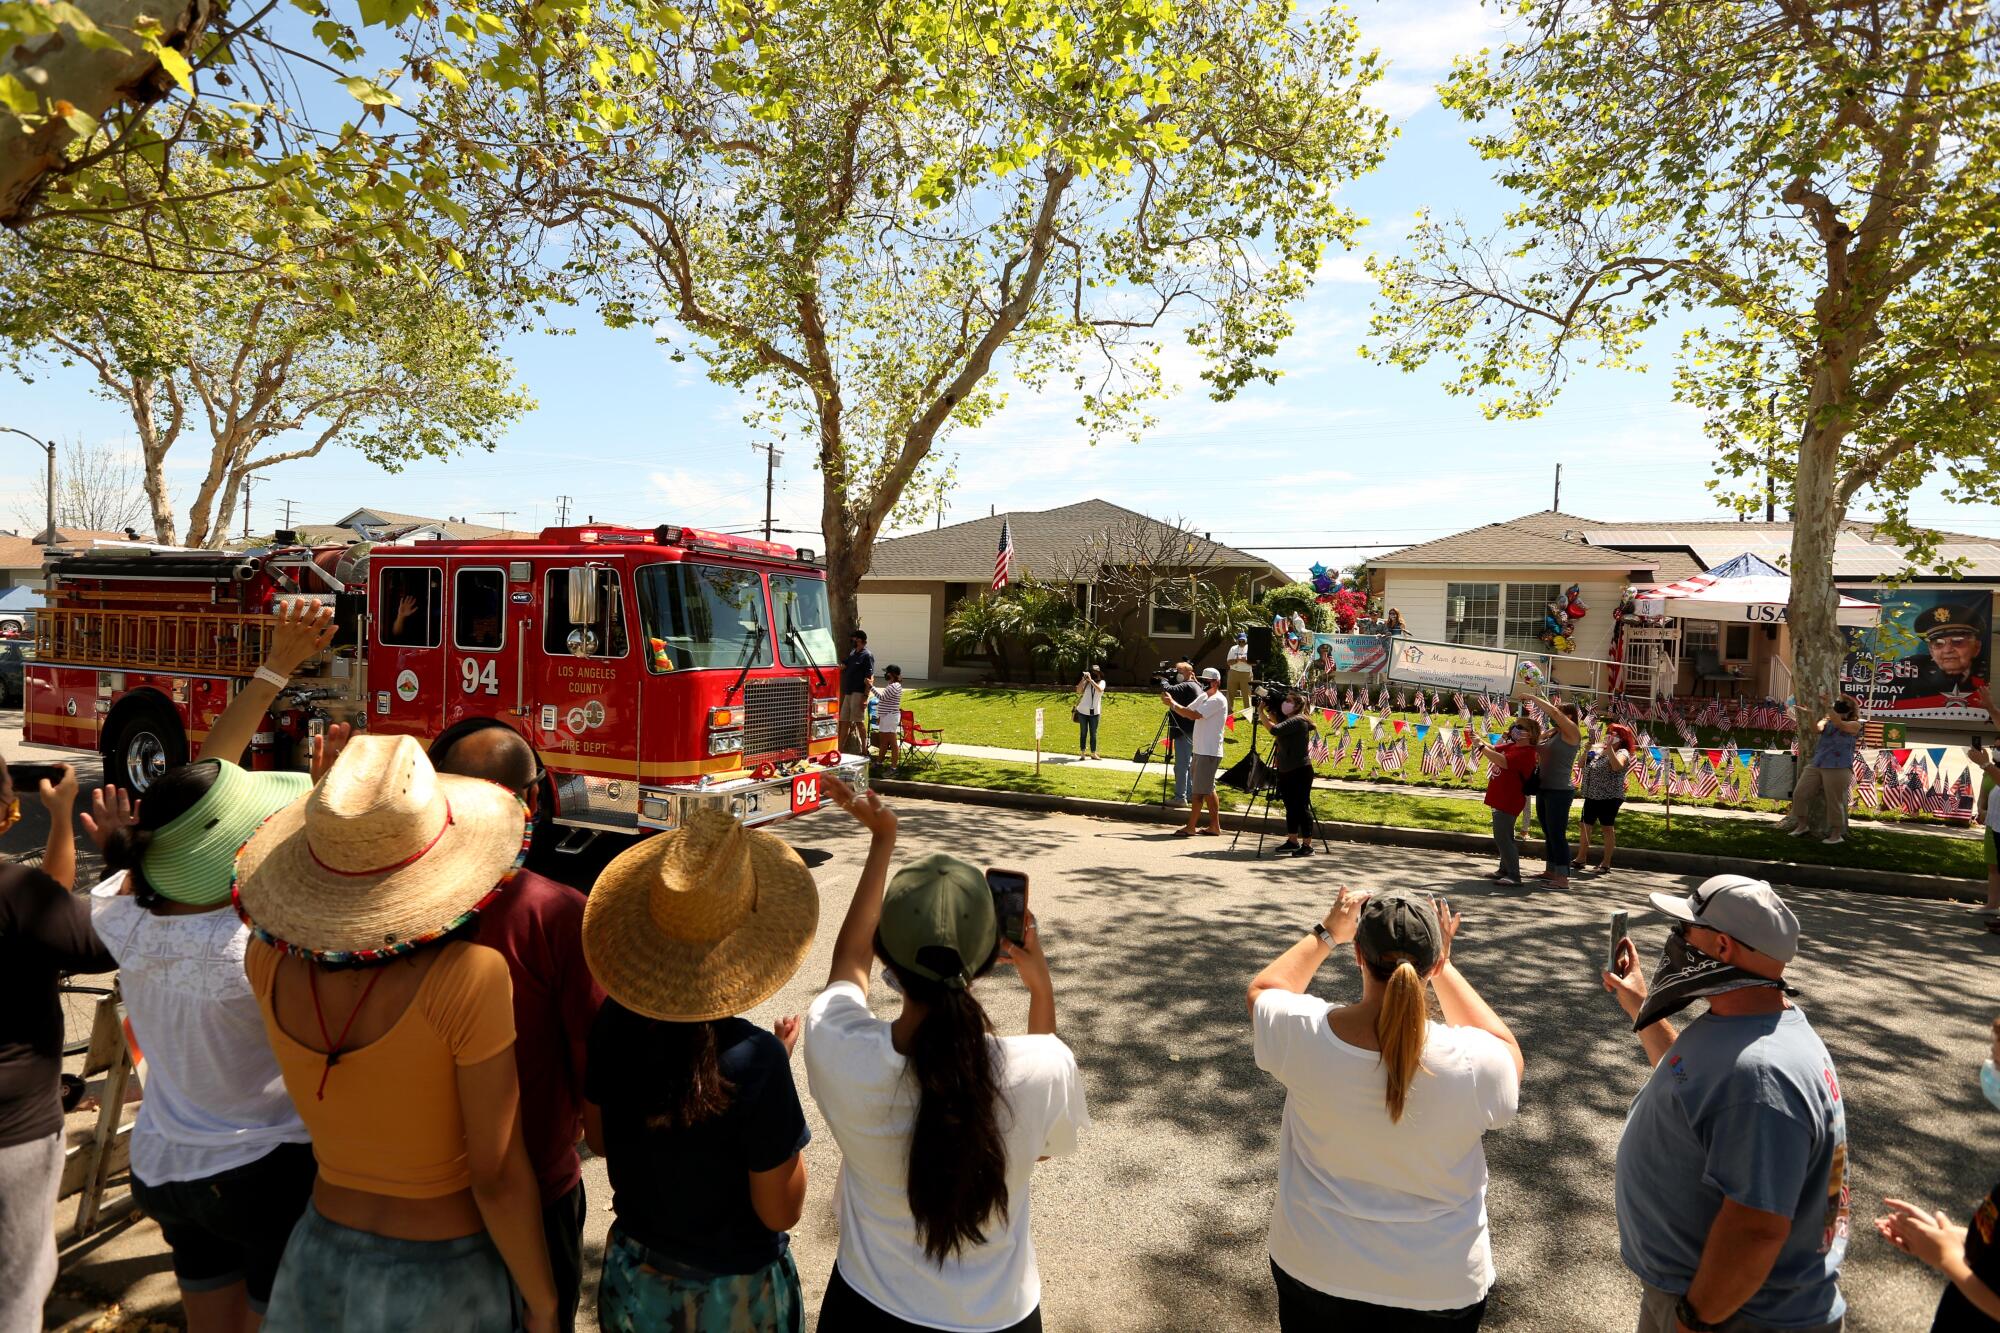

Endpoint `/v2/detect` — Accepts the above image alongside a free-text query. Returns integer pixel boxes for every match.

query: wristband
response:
[253,666,288,689]
[1674,1295,1727,1332]
[1311,922,1336,949]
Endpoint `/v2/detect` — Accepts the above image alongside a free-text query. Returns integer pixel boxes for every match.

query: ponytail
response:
[1373,958,1429,1123]
[883,947,1008,1266]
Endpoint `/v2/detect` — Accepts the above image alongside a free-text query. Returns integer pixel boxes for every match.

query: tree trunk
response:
[1787,419,1847,732]
[132,378,177,544]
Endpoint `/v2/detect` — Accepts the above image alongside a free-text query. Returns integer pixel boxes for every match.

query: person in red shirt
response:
[1476,717,1540,885]
[431,723,607,1333]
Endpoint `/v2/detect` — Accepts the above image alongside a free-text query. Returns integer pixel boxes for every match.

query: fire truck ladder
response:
[36,608,280,676]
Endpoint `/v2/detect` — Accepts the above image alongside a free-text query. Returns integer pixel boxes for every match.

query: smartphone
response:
[985,868,1029,948]
[6,762,65,789]
[1607,909,1630,977]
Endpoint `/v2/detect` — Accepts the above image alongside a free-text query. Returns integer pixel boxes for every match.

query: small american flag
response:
[1690,757,1719,799]
[992,517,1015,590]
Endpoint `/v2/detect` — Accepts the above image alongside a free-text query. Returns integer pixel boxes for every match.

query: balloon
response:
[1309,562,1329,580]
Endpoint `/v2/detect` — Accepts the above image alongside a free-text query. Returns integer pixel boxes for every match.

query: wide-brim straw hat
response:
[233,733,528,962]
[582,808,819,1023]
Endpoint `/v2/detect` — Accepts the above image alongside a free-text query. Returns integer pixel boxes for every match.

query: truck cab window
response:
[454,569,506,650]
[544,567,628,657]
[637,563,773,673]
[380,568,442,647]
[772,574,837,666]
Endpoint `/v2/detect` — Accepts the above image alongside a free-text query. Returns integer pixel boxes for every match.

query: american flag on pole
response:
[1689,756,1720,799]
[992,517,1014,590]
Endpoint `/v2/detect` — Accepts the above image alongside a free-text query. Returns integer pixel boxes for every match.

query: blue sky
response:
[2,0,1994,577]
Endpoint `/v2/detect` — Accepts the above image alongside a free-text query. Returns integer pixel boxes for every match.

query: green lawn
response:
[895,754,1983,880]
[904,685,1953,831]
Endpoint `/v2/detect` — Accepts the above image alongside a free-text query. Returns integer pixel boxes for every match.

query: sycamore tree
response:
[443,0,1390,638]
[1364,0,2000,723]
[0,160,531,545]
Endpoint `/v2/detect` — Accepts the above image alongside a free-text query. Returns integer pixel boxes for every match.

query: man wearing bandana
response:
[1602,875,1848,1333]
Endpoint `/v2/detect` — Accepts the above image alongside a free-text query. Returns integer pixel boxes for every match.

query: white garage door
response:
[855,593,931,680]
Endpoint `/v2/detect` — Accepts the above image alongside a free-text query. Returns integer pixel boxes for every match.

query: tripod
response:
[1125,707,1179,807]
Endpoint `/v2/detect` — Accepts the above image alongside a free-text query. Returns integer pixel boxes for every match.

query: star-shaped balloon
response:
[1309,562,1329,580]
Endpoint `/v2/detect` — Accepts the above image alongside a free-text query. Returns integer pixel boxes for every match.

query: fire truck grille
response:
[742,677,808,758]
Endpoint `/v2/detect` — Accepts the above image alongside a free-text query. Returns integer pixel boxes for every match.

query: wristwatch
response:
[1311,922,1336,949]
[1675,1295,1727,1332]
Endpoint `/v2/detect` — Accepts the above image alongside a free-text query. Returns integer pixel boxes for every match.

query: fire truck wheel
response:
[101,700,187,794]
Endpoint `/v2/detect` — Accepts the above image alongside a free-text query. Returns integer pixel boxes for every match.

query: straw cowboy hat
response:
[582,808,819,1023]
[233,733,528,961]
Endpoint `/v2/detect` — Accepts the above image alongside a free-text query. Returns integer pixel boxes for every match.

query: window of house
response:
[379,567,442,647]
[1445,582,1499,646]
[453,568,506,651]
[1725,624,1752,660]
[1149,585,1194,638]
[543,567,629,658]
[1503,583,1562,652]
[1682,620,1721,661]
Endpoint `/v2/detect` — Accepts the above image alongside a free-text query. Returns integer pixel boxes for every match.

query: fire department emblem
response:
[583,700,606,729]
[395,669,420,702]
[565,707,587,733]
[64,698,76,717]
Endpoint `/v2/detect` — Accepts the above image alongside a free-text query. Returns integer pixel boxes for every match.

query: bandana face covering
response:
[1631,929,1794,1031]
[1982,1059,2000,1113]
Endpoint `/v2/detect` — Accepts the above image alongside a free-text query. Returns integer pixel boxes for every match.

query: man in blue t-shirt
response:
[839,630,875,755]
[1602,875,1848,1333]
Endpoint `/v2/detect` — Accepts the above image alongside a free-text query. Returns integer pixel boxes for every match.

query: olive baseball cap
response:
[878,852,997,990]
[1354,889,1444,973]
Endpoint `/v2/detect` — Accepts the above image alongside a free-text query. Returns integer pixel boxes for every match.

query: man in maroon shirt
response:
[432,724,606,1333]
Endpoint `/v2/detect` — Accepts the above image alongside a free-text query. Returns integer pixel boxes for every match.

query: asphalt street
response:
[10,711,1996,1331]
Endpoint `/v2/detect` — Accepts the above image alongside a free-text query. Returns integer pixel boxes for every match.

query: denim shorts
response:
[262,1202,519,1333]
[129,1140,316,1309]
[597,1226,801,1333]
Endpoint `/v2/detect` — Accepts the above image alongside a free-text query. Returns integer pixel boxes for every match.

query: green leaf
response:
[336,75,402,106]
[0,74,35,116]
[153,47,194,91]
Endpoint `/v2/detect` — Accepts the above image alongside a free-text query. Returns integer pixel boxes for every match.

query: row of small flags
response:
[1314,685,1800,738]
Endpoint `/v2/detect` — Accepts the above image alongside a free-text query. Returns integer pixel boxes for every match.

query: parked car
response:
[0,585,39,638]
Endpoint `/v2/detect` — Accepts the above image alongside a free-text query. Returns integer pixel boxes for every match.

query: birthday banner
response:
[1388,639,1516,696]
[1310,633,1392,674]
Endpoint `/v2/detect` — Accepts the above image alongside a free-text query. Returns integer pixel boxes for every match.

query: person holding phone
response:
[1525,697,1582,889]
[1576,723,1638,876]
[1073,666,1107,761]
[1248,888,1523,1330]
[1259,687,1320,857]
[1475,718,1540,885]
[805,778,1088,1333]
[1775,693,1862,845]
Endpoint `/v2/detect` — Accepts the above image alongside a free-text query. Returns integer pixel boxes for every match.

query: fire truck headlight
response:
[811,718,839,740]
[708,731,744,755]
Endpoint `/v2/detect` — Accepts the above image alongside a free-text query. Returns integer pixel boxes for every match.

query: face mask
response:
[1281,700,1298,716]
[1631,929,1793,1032]
[1982,1059,2000,1112]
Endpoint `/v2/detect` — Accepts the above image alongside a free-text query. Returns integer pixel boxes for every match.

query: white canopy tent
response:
[1632,552,1880,629]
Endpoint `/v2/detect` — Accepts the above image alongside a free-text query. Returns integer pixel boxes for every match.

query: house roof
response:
[303,511,533,543]
[1372,514,1658,572]
[0,535,41,570]
[864,500,1285,584]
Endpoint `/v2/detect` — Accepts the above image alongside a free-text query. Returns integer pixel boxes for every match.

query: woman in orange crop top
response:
[233,733,557,1333]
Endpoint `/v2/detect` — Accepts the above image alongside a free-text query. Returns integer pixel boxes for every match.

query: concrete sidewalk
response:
[928,741,1982,842]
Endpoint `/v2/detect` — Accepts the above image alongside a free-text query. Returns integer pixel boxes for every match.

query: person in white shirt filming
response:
[1248,887,1524,1331]
[1165,667,1230,838]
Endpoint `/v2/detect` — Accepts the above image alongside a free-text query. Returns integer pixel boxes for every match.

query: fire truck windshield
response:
[771,574,837,666]
[636,563,774,672]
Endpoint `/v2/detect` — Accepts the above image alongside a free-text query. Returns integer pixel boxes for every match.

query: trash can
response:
[1755,749,1796,801]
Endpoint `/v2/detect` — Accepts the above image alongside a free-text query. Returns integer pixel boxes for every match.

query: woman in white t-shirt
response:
[805,778,1088,1333]
[1248,887,1523,1331]
[1073,665,1108,760]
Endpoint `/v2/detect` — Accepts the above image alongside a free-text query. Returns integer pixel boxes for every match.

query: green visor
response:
[145,761,311,906]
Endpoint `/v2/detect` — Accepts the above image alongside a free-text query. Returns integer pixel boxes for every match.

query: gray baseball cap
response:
[1200,667,1222,682]
[1355,889,1443,973]
[1648,874,1799,963]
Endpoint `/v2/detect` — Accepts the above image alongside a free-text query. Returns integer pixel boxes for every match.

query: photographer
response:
[1073,665,1107,761]
[1248,888,1522,1330]
[1775,693,1861,846]
[1166,669,1229,837]
[1260,687,1320,858]
[1164,662,1199,806]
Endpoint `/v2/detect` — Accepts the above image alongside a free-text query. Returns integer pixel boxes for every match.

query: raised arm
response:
[34,765,79,889]
[1530,696,1581,744]
[1248,887,1367,1013]
[1603,936,1677,1067]
[1425,900,1523,1078]
[823,776,897,992]
[203,601,337,765]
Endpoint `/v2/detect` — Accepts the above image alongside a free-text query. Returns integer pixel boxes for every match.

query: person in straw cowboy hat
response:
[805,777,1088,1333]
[579,807,818,1331]
[233,733,558,1333]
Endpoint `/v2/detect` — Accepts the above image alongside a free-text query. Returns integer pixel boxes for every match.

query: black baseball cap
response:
[1355,890,1443,973]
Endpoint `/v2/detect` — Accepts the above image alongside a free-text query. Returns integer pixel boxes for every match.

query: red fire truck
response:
[24,523,867,841]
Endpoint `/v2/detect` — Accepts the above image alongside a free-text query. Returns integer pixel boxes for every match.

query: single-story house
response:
[1372,511,2000,719]
[280,508,535,546]
[0,527,147,591]
[859,499,1288,682]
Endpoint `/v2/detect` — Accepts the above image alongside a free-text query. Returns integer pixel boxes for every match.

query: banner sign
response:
[1840,588,1992,722]
[1388,639,1516,695]
[1310,633,1391,674]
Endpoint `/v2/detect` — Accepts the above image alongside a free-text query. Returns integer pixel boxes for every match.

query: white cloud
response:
[1353,0,1514,120]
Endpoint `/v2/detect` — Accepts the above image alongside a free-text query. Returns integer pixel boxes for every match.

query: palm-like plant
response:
[943,593,1024,682]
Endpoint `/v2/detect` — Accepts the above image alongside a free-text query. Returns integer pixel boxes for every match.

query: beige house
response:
[860,500,1286,682]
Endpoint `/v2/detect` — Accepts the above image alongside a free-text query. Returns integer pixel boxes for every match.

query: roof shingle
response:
[865,500,1283,583]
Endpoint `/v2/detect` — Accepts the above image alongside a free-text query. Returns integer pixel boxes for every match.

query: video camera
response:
[1146,659,1181,690]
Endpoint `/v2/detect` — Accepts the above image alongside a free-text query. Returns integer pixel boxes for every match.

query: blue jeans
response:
[1078,712,1099,753]
[1537,789,1574,875]
[263,1203,518,1333]
[1172,733,1194,801]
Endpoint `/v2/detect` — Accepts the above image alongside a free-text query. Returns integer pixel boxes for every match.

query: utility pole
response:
[1,427,56,542]
[1551,462,1562,512]
[279,498,299,528]
[555,495,573,526]
[1765,390,1779,523]
[750,442,783,541]
[485,511,517,532]
[241,475,256,541]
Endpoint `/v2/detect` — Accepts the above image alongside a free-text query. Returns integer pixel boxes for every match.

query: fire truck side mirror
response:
[566,627,599,657]
[567,567,600,628]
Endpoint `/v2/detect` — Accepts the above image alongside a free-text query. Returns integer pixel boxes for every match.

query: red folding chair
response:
[900,708,944,768]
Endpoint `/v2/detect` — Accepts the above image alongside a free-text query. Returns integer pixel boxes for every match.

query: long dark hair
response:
[877,935,1006,1265]
[632,1012,734,1130]
[99,761,223,907]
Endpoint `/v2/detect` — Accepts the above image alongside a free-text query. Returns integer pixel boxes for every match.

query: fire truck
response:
[24,523,868,842]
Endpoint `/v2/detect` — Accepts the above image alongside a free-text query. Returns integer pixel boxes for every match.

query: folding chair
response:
[900,708,945,769]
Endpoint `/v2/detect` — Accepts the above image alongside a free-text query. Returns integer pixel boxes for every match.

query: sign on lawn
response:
[1033,707,1045,740]
[1389,640,1516,695]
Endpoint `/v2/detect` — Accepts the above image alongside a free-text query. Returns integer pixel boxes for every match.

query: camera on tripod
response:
[1251,680,1290,715]
[1146,659,1180,689]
